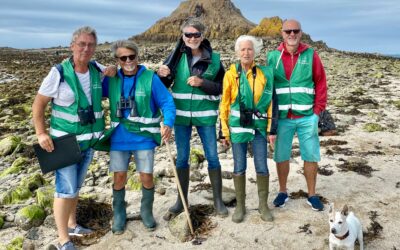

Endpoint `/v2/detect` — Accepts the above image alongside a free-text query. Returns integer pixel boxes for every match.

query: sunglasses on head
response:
[184,32,202,38]
[283,29,301,35]
[118,54,136,62]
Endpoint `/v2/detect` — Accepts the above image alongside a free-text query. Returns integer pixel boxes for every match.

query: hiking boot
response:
[273,192,289,207]
[307,195,324,211]
[68,224,92,236]
[49,241,77,250]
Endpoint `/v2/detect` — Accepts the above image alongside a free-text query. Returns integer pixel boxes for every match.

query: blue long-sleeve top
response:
[102,65,176,150]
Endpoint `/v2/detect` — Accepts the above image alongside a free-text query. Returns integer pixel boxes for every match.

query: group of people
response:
[32,18,327,250]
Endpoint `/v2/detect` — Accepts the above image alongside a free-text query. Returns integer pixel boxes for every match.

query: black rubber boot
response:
[163,168,190,221]
[208,168,228,217]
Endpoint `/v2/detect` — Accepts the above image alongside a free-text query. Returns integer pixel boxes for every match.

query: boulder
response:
[168,212,191,242]
[35,186,54,211]
[0,156,27,178]
[0,135,21,156]
[15,205,46,230]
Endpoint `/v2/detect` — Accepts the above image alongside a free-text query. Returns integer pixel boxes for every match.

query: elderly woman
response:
[220,35,278,223]
[157,18,228,220]
[101,40,175,233]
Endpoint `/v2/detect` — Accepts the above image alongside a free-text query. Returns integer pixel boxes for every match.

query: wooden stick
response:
[163,130,195,235]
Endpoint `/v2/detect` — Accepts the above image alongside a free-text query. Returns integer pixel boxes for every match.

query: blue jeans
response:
[232,131,269,176]
[109,149,155,174]
[55,148,94,198]
[174,124,221,170]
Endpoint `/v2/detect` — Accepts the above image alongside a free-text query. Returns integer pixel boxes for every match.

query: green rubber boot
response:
[112,187,126,234]
[232,174,246,223]
[140,186,156,231]
[257,175,273,222]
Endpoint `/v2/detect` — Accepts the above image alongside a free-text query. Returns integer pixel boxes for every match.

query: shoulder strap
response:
[89,60,102,72]
[55,63,64,83]
[55,60,101,85]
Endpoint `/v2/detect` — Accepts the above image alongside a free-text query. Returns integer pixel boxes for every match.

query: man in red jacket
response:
[267,19,327,211]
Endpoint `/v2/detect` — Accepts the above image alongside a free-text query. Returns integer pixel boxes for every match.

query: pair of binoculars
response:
[78,106,96,125]
[239,104,254,127]
[116,96,138,118]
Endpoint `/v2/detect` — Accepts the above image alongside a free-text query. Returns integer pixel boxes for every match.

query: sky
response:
[1,0,399,55]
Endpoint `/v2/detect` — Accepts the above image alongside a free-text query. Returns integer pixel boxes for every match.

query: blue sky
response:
[1,0,399,55]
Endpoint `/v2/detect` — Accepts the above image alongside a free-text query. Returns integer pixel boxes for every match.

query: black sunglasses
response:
[283,29,301,35]
[118,54,136,62]
[184,32,202,38]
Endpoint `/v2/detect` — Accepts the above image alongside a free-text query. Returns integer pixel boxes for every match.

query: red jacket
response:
[276,42,327,118]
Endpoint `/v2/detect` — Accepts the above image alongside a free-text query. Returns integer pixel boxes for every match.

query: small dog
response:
[328,203,364,250]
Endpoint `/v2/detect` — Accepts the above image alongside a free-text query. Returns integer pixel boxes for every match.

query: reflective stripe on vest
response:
[52,110,103,122]
[172,93,220,101]
[176,109,218,118]
[50,127,102,141]
[275,87,315,95]
[279,104,314,111]
[230,109,266,121]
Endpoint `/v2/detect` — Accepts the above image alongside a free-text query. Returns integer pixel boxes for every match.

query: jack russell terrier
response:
[329,203,364,250]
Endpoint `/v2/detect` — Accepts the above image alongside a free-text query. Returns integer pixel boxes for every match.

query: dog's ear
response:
[329,203,334,214]
[341,204,349,216]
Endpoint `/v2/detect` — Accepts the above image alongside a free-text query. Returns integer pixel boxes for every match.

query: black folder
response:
[33,134,82,174]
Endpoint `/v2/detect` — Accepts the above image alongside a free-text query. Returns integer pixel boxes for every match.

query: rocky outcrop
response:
[132,0,255,42]
[249,16,283,37]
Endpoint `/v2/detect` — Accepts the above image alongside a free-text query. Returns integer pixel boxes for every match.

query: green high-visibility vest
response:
[49,59,105,151]
[172,52,221,126]
[99,69,162,151]
[228,64,274,143]
[267,48,315,118]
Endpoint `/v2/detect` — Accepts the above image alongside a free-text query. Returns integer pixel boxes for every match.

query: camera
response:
[239,104,254,127]
[78,105,96,125]
[116,96,137,118]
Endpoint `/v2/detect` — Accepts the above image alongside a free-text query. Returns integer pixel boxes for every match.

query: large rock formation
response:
[132,0,255,42]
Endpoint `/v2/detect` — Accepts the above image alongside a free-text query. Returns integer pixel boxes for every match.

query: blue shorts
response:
[55,148,94,198]
[109,150,154,174]
[274,114,320,163]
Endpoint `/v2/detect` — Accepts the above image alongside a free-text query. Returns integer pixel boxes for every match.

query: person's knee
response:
[114,172,127,189]
[140,173,154,189]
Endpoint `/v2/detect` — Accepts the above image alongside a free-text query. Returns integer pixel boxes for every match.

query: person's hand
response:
[268,135,276,150]
[103,65,117,77]
[187,76,203,87]
[157,65,171,77]
[37,133,54,152]
[161,125,172,142]
[221,138,231,149]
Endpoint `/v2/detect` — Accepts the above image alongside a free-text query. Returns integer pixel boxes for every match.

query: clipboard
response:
[33,134,82,174]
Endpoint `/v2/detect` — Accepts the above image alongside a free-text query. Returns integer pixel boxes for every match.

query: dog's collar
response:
[334,230,350,240]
